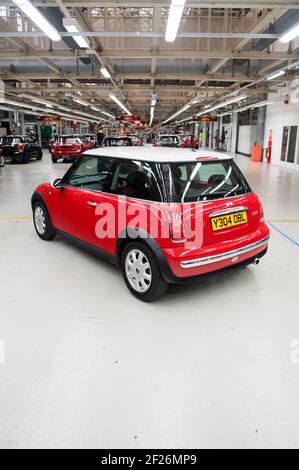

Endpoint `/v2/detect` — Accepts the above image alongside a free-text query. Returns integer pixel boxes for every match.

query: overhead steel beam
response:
[1,1,299,8]
[99,49,298,60]
[208,9,281,74]
[0,18,60,86]
[1,49,297,61]
[0,31,284,39]
[0,71,268,82]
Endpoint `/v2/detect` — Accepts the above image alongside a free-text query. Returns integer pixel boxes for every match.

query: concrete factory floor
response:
[0,150,298,449]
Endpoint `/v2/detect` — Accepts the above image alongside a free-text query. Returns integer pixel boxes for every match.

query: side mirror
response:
[52,178,64,192]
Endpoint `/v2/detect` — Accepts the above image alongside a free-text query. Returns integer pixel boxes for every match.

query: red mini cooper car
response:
[179,134,199,149]
[51,135,90,163]
[32,148,269,301]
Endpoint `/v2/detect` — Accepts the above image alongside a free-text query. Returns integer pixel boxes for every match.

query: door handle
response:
[86,201,97,207]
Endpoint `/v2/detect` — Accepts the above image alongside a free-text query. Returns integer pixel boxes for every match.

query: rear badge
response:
[232,256,239,263]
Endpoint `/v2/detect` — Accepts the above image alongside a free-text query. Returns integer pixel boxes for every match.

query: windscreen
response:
[169,159,251,202]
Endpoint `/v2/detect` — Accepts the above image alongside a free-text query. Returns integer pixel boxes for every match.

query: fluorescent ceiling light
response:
[90,106,115,119]
[165,0,186,43]
[12,0,61,42]
[232,100,276,114]
[73,97,89,106]
[100,67,111,79]
[7,93,110,123]
[19,94,54,108]
[279,22,299,43]
[63,18,89,48]
[101,110,115,119]
[196,94,247,116]
[266,70,286,80]
[65,83,72,88]
[109,93,132,115]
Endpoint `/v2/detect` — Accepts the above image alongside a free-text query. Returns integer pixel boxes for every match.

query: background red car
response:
[51,135,90,163]
[179,135,199,149]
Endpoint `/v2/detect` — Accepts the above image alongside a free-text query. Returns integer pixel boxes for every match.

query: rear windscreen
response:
[169,159,251,202]
[57,137,80,144]
[0,137,21,145]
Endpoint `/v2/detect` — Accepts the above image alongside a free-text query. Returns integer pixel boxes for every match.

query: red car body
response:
[179,135,199,149]
[51,135,90,163]
[32,147,269,300]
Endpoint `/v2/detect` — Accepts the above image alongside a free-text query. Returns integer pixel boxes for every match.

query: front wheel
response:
[36,149,43,160]
[51,156,58,163]
[0,155,5,167]
[121,242,169,302]
[33,202,55,241]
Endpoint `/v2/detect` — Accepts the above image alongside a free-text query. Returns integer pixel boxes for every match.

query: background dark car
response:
[83,134,97,148]
[102,136,133,147]
[156,135,181,148]
[0,135,43,163]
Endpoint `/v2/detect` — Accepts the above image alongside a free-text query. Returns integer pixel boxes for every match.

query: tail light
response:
[52,144,57,151]
[169,212,187,243]
[18,143,25,152]
[75,144,81,151]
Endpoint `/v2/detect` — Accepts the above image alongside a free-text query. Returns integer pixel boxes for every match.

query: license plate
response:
[211,211,247,231]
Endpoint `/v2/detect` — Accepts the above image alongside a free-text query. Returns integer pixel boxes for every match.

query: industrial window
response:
[280,126,298,164]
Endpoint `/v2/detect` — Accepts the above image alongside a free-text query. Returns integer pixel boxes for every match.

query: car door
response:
[53,154,115,247]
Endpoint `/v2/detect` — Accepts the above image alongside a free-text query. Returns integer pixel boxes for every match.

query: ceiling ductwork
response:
[39,7,91,66]
[254,9,299,51]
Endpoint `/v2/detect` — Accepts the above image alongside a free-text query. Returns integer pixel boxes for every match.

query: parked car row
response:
[50,134,144,163]
[0,135,43,164]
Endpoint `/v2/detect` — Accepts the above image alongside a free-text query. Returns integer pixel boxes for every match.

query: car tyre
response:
[51,156,58,163]
[36,149,43,160]
[33,202,55,241]
[23,151,30,164]
[121,241,169,302]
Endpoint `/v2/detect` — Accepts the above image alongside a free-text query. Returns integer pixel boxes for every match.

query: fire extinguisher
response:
[266,130,272,164]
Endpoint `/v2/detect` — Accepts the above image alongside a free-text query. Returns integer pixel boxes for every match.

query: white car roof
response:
[85,146,232,163]
[158,134,180,138]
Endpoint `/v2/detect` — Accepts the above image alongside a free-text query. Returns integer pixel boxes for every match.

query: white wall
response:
[264,97,299,168]
[237,125,258,155]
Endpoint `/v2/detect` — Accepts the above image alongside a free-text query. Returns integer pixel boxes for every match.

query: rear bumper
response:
[180,236,269,269]
[51,151,81,158]
[161,223,269,282]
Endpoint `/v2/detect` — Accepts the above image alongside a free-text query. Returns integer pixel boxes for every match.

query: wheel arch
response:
[116,227,173,283]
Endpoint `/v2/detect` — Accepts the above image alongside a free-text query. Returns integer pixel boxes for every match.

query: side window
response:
[67,155,114,191]
[109,160,162,201]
